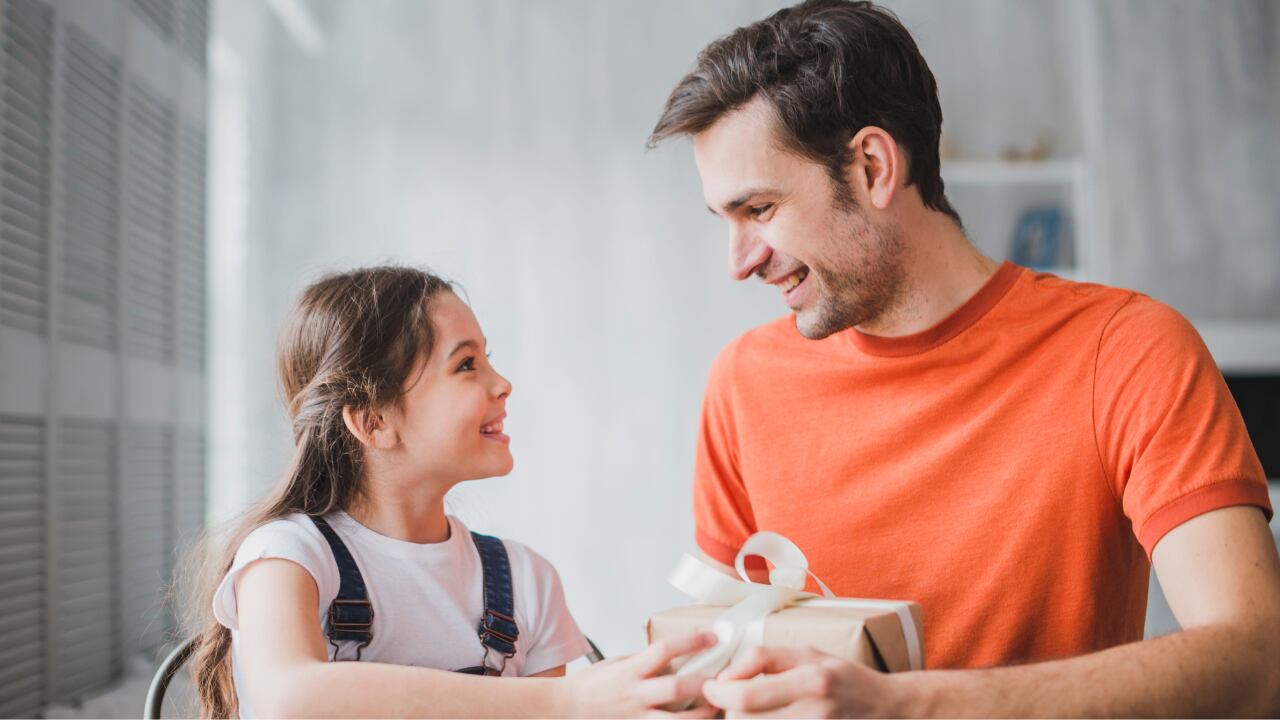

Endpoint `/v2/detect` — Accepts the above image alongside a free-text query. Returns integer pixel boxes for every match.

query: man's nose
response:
[728,223,771,281]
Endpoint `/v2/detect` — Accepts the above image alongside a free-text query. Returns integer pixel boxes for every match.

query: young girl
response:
[188,266,714,718]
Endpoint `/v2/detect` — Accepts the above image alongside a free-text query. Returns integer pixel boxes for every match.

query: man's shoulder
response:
[1097,291,1208,363]
[707,314,804,382]
[734,312,803,351]
[1012,272,1209,373]
[1013,270,1138,316]
[1020,272,1192,338]
[1006,270,1167,344]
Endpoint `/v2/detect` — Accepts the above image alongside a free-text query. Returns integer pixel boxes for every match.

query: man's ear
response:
[845,126,900,211]
[342,405,401,450]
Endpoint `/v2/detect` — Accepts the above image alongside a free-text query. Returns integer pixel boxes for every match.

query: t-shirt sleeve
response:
[692,342,759,568]
[211,518,339,630]
[510,543,590,675]
[1094,295,1272,558]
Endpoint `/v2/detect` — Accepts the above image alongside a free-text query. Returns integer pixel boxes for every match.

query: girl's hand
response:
[560,632,719,718]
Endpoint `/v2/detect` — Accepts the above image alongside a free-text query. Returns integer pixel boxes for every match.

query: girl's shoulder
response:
[461,525,588,665]
[458,520,567,593]
[241,511,325,541]
[212,514,340,630]
[236,513,336,568]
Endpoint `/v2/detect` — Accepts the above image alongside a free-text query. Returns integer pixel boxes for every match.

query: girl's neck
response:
[346,474,454,544]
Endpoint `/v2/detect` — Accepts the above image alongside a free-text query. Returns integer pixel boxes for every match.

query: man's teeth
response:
[481,421,503,434]
[781,268,809,292]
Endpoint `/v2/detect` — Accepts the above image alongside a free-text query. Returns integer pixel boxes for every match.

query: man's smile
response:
[764,264,812,309]
[779,267,808,292]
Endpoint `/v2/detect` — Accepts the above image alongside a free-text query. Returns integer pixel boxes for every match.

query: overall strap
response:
[471,532,519,665]
[309,515,374,660]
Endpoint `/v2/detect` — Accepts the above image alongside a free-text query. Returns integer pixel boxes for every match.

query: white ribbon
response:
[669,531,923,679]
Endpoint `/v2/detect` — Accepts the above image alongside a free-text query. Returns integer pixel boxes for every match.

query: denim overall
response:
[308,516,520,676]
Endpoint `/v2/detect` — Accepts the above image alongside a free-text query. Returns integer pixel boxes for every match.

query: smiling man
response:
[648,0,1280,716]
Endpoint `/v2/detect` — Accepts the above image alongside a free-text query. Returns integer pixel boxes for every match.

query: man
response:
[648,0,1280,716]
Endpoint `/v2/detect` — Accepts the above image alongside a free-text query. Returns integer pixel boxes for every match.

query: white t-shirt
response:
[213,511,590,717]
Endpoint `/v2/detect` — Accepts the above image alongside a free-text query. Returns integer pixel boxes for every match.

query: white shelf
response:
[941,158,1082,186]
[1193,321,1280,374]
[1032,265,1085,281]
[939,157,1096,283]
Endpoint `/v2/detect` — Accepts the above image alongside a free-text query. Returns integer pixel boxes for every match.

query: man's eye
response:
[749,203,774,218]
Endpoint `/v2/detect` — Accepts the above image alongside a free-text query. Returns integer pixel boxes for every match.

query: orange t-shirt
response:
[693,262,1272,670]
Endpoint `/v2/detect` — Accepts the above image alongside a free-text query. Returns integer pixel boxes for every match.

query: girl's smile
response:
[480,412,509,444]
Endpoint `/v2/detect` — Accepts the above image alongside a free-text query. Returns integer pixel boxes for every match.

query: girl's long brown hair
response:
[183,266,453,717]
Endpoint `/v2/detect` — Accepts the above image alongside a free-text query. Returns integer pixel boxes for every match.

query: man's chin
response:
[794,299,874,340]
[793,308,842,340]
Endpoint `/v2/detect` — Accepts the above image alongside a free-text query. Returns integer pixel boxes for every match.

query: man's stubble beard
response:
[794,207,906,340]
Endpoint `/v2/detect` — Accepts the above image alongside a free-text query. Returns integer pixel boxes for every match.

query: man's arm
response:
[702,505,1280,717]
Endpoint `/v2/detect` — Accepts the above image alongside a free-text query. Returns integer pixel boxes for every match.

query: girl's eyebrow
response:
[447,338,485,357]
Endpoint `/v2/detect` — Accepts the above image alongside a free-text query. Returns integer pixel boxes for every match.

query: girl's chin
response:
[489,452,514,476]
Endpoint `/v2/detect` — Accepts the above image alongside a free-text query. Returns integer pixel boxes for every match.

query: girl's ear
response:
[342,405,401,450]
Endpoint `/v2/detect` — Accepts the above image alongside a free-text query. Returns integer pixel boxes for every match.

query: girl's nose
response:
[492,370,512,400]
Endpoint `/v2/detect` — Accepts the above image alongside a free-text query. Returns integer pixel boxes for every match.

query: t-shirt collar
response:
[842,261,1023,358]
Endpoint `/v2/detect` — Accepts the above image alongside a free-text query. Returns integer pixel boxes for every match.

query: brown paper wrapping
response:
[646,600,924,673]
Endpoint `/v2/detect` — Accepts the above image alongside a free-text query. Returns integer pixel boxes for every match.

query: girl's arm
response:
[236,558,714,718]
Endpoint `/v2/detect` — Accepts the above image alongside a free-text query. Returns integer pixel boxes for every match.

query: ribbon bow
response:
[669,531,923,679]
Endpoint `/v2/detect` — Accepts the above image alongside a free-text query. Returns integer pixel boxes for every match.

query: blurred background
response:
[0,0,1276,716]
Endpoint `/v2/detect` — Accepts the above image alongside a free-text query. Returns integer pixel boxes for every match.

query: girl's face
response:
[390,292,513,482]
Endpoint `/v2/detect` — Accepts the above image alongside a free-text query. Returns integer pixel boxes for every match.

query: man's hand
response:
[702,645,904,718]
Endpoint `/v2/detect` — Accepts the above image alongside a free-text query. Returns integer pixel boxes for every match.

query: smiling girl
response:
[187,266,712,718]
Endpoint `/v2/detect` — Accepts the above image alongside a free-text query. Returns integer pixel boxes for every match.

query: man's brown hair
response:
[649,0,959,223]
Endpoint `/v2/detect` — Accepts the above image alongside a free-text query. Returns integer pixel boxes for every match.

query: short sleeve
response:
[507,542,590,675]
[692,342,759,568]
[1094,295,1272,558]
[212,518,339,630]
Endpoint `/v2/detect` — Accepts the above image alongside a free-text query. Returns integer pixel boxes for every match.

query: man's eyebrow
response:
[707,188,777,216]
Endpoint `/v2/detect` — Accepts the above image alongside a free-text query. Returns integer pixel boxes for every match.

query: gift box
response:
[646,531,925,681]
[647,599,924,673]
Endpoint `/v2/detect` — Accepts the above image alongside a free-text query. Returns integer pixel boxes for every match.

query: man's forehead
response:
[693,100,794,209]
[693,98,778,159]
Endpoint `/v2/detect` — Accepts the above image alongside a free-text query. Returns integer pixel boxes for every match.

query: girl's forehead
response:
[429,293,483,350]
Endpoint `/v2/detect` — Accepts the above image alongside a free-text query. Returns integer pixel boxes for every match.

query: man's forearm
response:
[898,621,1280,717]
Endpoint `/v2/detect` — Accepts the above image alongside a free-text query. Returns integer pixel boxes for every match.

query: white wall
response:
[210,0,799,656]
[1097,1,1280,319]
[208,0,1279,658]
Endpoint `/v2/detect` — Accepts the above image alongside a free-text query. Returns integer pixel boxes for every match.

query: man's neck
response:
[856,212,999,338]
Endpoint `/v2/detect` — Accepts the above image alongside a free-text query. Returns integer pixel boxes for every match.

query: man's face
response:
[693,97,904,339]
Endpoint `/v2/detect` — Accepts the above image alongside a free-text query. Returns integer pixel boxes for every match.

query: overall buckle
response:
[329,598,374,631]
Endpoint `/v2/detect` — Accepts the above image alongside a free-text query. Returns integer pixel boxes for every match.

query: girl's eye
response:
[456,352,491,373]
[749,203,774,218]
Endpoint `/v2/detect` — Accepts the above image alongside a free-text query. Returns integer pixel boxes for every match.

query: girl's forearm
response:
[265,660,567,718]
